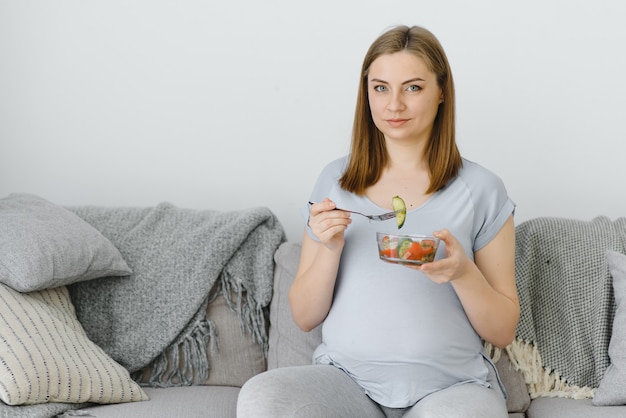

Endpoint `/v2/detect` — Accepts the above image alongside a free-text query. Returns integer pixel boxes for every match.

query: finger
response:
[433,229,458,256]
[310,199,336,216]
[311,211,351,234]
[433,229,450,242]
[325,224,349,237]
[420,257,444,273]
[315,220,350,246]
[320,213,352,231]
[420,252,456,274]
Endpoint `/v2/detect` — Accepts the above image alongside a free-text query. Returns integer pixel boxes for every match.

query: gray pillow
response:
[0,193,131,292]
[593,250,626,406]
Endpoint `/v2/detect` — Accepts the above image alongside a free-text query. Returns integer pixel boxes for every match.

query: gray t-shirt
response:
[304,156,515,408]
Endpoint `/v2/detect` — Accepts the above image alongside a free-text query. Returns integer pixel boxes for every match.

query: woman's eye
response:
[407,85,421,92]
[373,85,388,92]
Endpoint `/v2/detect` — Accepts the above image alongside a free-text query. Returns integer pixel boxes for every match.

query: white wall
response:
[1,0,625,242]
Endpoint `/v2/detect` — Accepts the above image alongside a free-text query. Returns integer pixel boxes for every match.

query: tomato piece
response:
[403,241,424,260]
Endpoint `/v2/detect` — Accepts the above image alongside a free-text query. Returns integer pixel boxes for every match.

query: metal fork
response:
[308,201,397,222]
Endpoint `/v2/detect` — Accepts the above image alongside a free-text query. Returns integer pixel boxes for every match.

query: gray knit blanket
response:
[513,216,626,392]
[0,202,285,418]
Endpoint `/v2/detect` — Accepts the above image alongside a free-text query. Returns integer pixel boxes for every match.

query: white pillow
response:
[0,283,148,405]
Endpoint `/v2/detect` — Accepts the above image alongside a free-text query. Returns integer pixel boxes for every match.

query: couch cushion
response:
[78,386,239,418]
[0,283,147,406]
[267,242,322,369]
[593,250,626,405]
[494,351,531,413]
[0,193,131,292]
[527,397,626,418]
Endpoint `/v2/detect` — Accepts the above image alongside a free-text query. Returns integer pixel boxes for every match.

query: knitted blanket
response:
[0,202,285,418]
[491,216,626,399]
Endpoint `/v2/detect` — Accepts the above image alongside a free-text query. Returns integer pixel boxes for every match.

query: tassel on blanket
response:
[134,317,217,387]
[218,270,269,354]
[485,339,596,400]
[134,269,270,387]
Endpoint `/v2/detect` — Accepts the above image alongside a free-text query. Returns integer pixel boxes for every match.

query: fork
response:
[308,201,397,222]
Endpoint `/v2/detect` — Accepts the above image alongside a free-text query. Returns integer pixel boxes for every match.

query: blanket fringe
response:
[134,317,217,387]
[134,268,270,387]
[485,339,596,400]
[218,270,269,354]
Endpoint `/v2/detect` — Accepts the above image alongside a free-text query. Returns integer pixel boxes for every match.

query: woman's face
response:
[367,51,442,144]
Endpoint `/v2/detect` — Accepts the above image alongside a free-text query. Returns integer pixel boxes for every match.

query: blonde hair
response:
[339,25,461,194]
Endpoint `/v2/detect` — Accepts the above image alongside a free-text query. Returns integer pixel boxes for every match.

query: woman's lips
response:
[386,118,409,127]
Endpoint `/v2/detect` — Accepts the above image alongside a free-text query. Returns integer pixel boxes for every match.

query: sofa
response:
[1,193,626,418]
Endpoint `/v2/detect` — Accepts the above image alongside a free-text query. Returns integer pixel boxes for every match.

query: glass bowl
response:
[376,232,440,265]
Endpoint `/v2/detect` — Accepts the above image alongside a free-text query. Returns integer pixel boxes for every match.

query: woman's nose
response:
[387,91,405,112]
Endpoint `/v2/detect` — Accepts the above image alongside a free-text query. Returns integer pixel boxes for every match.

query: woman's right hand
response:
[307,198,352,250]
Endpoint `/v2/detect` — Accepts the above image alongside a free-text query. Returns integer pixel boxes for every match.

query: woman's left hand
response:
[411,229,472,284]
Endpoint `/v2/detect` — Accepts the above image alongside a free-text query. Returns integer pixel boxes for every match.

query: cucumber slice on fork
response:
[392,196,406,229]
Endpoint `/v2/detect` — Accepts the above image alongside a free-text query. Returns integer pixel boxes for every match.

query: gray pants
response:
[237,363,508,418]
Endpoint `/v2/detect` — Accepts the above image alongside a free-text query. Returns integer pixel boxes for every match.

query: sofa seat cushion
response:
[77,386,239,418]
[527,397,626,418]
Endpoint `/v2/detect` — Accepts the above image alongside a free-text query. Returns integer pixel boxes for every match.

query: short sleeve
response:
[461,161,515,251]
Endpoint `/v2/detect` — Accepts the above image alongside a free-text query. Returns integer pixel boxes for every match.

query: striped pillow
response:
[0,283,148,406]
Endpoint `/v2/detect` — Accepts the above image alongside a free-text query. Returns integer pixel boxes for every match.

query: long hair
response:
[339,25,461,195]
